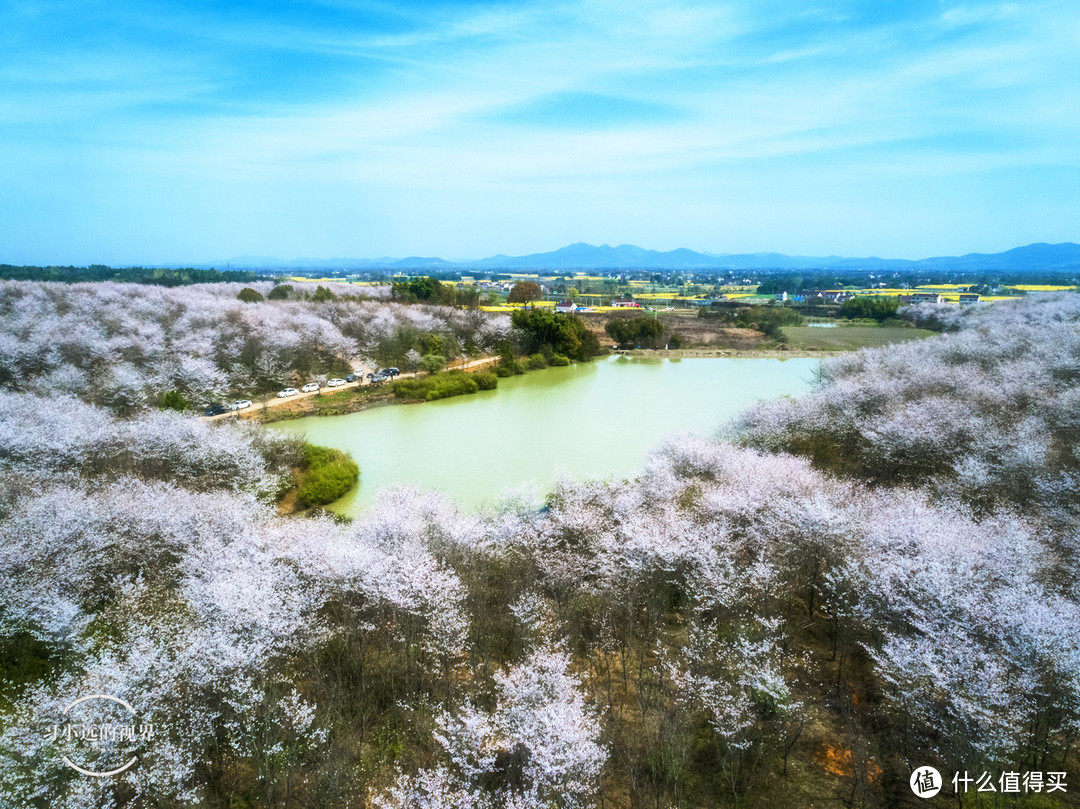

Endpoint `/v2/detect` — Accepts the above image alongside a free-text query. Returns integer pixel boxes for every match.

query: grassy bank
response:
[392,369,498,401]
[293,444,360,508]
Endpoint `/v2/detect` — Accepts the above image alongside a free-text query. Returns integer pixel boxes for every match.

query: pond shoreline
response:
[244,348,835,423]
[255,389,406,423]
[266,355,821,513]
[615,347,847,360]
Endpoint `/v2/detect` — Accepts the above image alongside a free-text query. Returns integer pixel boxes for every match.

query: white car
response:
[325,378,346,388]
[301,382,320,393]
[276,388,299,398]
[229,399,252,411]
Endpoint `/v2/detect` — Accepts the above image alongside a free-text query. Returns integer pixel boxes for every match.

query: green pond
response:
[269,356,818,514]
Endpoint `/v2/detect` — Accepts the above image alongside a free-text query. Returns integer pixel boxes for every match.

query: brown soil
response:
[580,309,773,351]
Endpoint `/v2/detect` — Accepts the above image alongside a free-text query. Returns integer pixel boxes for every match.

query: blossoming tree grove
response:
[1,291,1078,806]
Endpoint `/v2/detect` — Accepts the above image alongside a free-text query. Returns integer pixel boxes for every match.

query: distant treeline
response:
[0,264,259,286]
[754,268,1079,293]
[390,275,480,307]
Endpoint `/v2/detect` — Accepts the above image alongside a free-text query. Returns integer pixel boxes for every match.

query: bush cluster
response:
[510,308,602,360]
[838,295,901,321]
[604,314,667,348]
[296,444,360,507]
[392,370,497,401]
[728,305,805,339]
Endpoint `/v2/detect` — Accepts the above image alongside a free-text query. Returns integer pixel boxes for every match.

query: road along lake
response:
[269,356,819,514]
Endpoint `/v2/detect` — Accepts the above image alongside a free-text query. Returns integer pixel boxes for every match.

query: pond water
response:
[269,356,818,514]
[807,322,839,328]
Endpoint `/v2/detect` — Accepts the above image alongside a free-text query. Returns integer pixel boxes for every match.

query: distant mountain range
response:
[211,242,1080,272]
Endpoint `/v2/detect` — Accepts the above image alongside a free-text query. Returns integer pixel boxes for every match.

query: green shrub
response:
[526,353,548,370]
[473,371,498,390]
[158,390,189,411]
[728,306,804,339]
[390,378,427,399]
[495,365,515,377]
[548,354,571,366]
[420,353,447,374]
[426,374,478,400]
[296,444,359,507]
[392,371,483,401]
[510,308,602,360]
[236,287,264,303]
[605,315,667,348]
[840,295,901,321]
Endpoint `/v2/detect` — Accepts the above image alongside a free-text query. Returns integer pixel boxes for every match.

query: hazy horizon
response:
[7,239,1080,271]
[2,0,1078,265]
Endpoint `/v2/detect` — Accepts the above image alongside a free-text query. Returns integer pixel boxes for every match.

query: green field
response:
[782,324,937,351]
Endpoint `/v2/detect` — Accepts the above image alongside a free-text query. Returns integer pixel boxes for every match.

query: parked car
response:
[229,399,252,411]
[370,372,388,383]
[203,403,229,416]
[382,367,400,377]
[326,378,346,388]
[277,388,299,398]
[345,373,358,383]
[301,382,320,393]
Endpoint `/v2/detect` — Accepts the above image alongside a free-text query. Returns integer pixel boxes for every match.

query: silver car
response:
[277,388,299,398]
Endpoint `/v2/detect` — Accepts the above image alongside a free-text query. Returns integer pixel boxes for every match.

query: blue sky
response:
[1,0,1078,264]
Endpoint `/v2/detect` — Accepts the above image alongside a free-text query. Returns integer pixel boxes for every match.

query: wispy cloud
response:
[1,0,1077,262]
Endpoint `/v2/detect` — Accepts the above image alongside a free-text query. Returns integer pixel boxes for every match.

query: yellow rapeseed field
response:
[1010,285,1077,292]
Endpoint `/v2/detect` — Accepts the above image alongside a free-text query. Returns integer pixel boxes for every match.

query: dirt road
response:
[201,356,498,422]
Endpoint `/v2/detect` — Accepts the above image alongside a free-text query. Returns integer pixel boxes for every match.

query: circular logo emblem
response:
[910,766,942,798]
[54,695,148,777]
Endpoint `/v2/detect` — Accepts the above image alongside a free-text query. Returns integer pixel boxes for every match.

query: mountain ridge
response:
[206,242,1080,272]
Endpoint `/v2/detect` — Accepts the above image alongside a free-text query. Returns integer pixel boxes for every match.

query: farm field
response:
[781,324,936,351]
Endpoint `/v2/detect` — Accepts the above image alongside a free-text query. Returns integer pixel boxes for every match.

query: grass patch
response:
[296,444,360,508]
[781,325,936,351]
[526,353,548,370]
[392,370,497,402]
